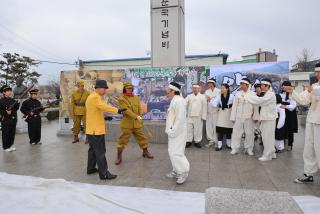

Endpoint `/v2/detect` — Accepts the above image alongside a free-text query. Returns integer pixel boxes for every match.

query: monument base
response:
[16,111,28,134]
[205,187,303,214]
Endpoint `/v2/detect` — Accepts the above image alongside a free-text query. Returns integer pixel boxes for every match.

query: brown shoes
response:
[115,150,123,165]
[72,135,79,144]
[142,148,154,159]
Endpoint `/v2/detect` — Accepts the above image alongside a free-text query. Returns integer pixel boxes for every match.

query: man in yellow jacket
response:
[115,82,153,165]
[70,79,90,143]
[86,80,126,180]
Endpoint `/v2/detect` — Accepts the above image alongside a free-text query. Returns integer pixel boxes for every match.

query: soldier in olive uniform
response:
[70,79,90,143]
[0,85,20,152]
[115,82,154,165]
[20,89,45,145]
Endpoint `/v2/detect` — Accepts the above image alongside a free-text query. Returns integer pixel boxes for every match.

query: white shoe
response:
[247,150,254,156]
[10,147,16,151]
[272,153,277,159]
[258,156,271,161]
[31,143,36,145]
[4,148,12,152]
[205,141,214,148]
[230,149,238,155]
[176,172,188,185]
[166,171,178,179]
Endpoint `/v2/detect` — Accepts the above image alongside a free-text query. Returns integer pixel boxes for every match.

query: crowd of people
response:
[1,63,320,185]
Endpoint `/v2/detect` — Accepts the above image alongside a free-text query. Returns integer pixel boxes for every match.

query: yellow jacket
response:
[85,91,118,135]
[71,90,90,116]
[118,95,143,129]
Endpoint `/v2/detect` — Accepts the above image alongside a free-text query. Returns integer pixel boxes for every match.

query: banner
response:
[59,62,289,121]
[210,61,289,94]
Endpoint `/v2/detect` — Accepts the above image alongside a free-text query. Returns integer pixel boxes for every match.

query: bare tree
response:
[47,79,61,100]
[296,49,313,72]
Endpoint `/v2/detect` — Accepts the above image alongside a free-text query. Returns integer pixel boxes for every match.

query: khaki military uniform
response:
[71,90,90,135]
[117,95,149,152]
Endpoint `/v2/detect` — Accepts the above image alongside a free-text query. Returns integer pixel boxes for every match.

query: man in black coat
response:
[21,89,45,145]
[0,85,20,152]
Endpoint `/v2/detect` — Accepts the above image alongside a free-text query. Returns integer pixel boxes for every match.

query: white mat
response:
[0,172,318,214]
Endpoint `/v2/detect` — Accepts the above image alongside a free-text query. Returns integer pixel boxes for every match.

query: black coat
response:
[0,97,20,121]
[20,98,44,123]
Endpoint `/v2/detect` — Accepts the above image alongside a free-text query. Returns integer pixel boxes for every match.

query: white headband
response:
[261,81,271,86]
[168,84,180,92]
[208,80,216,84]
[315,67,320,72]
[192,84,200,88]
[240,80,250,85]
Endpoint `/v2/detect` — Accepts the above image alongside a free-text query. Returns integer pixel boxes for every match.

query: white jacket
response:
[291,83,320,124]
[185,93,207,120]
[205,88,220,114]
[165,95,187,138]
[211,94,234,128]
[230,90,255,121]
[245,90,277,121]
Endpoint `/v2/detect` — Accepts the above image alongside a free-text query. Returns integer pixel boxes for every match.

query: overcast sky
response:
[0,0,319,84]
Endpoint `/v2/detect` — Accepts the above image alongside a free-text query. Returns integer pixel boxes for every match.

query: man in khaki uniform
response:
[70,79,90,143]
[115,82,154,165]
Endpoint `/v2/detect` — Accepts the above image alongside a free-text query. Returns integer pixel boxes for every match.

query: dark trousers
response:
[1,120,17,150]
[27,117,41,143]
[286,132,294,147]
[87,134,108,178]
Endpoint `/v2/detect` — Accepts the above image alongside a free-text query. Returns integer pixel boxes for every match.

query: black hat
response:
[254,83,261,88]
[0,85,12,93]
[240,77,251,85]
[95,80,108,89]
[29,89,39,94]
[282,81,291,87]
[207,78,216,84]
[168,82,182,92]
[261,78,272,86]
[315,63,320,72]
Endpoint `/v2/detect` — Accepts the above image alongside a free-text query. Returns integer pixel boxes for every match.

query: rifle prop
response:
[23,98,61,121]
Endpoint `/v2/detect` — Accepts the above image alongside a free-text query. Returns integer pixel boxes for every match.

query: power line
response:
[0,21,69,62]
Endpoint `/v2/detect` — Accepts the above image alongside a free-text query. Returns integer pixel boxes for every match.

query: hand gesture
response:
[136,116,142,121]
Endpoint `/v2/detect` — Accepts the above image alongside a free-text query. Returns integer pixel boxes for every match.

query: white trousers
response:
[231,118,254,152]
[187,117,203,143]
[206,111,218,142]
[168,137,190,174]
[303,122,320,175]
[260,120,276,159]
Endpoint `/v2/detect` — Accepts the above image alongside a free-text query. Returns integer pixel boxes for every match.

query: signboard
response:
[151,0,185,67]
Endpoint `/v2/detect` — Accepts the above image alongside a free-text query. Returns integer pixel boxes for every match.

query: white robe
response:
[205,88,220,142]
[230,90,256,152]
[291,83,320,174]
[166,95,190,174]
[185,93,207,143]
[245,90,277,159]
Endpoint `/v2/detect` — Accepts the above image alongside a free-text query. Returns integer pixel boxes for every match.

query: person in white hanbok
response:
[165,82,190,185]
[185,84,207,148]
[244,78,277,161]
[211,84,234,151]
[230,78,256,156]
[284,63,320,184]
[204,78,220,148]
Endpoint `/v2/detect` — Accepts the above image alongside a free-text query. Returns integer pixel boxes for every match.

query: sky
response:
[0,0,319,84]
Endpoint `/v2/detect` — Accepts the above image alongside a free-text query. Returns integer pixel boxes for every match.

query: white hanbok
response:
[166,95,190,174]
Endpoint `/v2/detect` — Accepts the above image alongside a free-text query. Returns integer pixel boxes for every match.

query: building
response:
[291,59,320,73]
[79,53,228,71]
[228,49,278,64]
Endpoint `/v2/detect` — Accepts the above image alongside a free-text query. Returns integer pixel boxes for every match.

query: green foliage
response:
[0,53,41,85]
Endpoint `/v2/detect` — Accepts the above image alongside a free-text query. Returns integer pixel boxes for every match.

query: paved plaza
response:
[0,119,320,197]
